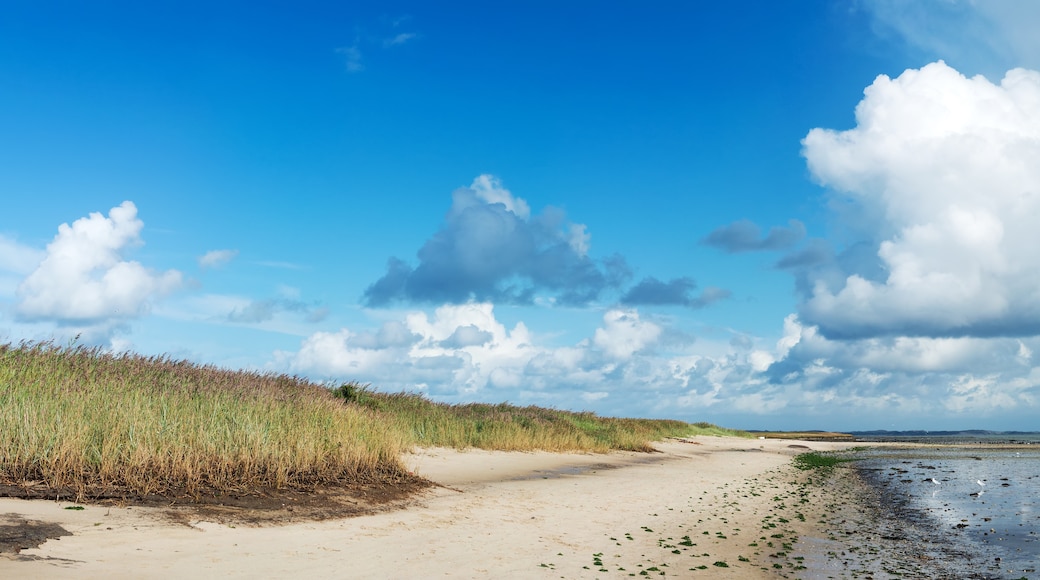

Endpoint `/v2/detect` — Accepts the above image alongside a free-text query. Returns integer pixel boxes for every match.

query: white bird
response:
[931,478,941,485]
[977,480,986,487]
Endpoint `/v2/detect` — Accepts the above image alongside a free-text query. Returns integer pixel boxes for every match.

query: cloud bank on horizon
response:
[3,2,1040,430]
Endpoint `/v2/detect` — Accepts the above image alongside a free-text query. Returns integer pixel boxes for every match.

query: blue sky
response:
[4,1,1040,431]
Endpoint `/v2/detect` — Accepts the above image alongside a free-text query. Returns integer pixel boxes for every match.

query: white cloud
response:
[944,374,1013,414]
[290,327,404,377]
[746,60,1040,427]
[592,309,661,359]
[801,61,1040,339]
[16,201,182,324]
[1017,340,1033,364]
[282,305,738,416]
[468,174,531,219]
[762,314,1040,423]
[198,249,238,269]
[287,303,536,395]
[275,301,1040,426]
[771,314,1027,376]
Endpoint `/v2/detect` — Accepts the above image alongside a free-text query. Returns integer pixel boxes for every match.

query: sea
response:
[851,434,1040,579]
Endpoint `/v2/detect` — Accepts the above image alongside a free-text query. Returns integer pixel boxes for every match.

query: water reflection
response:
[856,446,1040,575]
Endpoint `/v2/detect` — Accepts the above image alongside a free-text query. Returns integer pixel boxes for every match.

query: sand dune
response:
[1,436,857,578]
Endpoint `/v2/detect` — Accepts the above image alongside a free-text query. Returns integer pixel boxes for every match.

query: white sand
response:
[0,436,856,579]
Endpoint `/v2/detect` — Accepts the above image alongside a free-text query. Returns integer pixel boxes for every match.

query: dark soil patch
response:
[0,515,70,555]
[0,473,433,527]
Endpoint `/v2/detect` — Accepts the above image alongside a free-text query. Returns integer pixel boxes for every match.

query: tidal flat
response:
[791,444,1040,580]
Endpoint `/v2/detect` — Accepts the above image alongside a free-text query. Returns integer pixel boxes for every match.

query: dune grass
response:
[331,383,746,452]
[1,342,747,500]
[0,342,408,499]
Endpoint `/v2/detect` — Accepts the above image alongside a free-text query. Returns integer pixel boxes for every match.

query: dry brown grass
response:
[0,342,408,500]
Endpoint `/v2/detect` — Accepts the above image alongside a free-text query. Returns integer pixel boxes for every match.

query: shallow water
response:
[857,445,1040,578]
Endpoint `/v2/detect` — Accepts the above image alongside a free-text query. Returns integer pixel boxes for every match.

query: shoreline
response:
[788,443,1040,580]
[782,458,980,579]
[3,436,861,578]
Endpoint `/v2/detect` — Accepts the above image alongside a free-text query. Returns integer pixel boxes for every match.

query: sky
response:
[3,1,1040,431]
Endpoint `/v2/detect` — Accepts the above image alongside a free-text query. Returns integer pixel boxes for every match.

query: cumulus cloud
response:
[701,219,806,253]
[16,201,182,325]
[800,61,1040,339]
[592,309,661,359]
[363,175,631,307]
[287,303,536,395]
[363,175,729,310]
[198,249,238,269]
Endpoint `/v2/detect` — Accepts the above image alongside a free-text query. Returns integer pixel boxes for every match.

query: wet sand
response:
[2,436,866,578]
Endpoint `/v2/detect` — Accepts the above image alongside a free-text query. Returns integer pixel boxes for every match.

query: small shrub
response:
[330,381,371,403]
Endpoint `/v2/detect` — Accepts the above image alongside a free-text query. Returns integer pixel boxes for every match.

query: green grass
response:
[791,451,860,471]
[1,341,748,500]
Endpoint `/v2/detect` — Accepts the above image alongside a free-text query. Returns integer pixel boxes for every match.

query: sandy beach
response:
[1,436,859,579]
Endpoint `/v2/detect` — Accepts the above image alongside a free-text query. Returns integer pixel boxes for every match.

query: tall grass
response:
[1,343,748,500]
[332,383,749,452]
[0,342,408,499]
